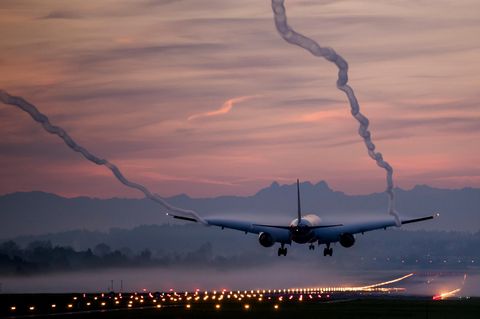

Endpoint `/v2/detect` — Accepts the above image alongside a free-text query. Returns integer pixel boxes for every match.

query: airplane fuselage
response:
[289,214,322,244]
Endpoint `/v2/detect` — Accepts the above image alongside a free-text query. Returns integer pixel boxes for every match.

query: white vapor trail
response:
[0,90,206,224]
[271,0,401,226]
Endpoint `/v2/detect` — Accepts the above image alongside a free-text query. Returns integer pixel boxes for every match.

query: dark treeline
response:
[0,240,269,276]
[1,227,479,276]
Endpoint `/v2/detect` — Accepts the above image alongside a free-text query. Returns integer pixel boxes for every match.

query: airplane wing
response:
[313,213,438,242]
[167,213,286,235]
[167,211,438,245]
[167,211,437,234]
[167,213,294,243]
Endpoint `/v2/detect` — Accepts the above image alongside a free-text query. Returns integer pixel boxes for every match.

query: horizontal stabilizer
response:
[253,223,343,230]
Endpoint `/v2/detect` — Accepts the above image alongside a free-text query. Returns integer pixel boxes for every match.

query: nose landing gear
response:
[278,243,288,256]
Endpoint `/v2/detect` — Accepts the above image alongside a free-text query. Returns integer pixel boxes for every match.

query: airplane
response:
[167,180,437,257]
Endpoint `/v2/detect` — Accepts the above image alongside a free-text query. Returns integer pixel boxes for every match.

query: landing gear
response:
[278,244,288,256]
[323,243,333,257]
[309,244,315,250]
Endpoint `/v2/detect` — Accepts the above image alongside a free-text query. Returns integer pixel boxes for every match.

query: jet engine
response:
[339,233,355,248]
[258,232,275,247]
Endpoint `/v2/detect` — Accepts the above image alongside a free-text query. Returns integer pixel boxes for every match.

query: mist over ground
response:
[1,263,478,298]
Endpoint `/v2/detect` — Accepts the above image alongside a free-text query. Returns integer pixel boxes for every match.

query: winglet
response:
[297,179,302,223]
[401,213,438,225]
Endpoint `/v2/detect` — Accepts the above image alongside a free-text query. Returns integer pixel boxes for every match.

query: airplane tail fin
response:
[297,179,302,222]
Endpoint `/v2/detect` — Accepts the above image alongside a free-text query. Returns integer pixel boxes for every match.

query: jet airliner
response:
[167,180,436,256]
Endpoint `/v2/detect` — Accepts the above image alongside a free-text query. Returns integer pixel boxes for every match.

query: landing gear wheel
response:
[277,247,288,256]
[309,244,315,251]
[323,247,333,256]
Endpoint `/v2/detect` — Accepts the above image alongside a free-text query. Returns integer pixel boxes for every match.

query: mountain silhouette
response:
[1,181,479,238]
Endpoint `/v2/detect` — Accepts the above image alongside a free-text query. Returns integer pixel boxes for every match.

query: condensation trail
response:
[271,0,401,226]
[0,90,206,224]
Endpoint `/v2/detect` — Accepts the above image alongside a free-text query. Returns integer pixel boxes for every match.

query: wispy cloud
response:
[40,10,83,20]
[187,95,258,121]
[296,109,344,123]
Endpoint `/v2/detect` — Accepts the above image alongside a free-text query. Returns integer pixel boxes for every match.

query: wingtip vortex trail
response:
[271,0,401,226]
[0,90,206,224]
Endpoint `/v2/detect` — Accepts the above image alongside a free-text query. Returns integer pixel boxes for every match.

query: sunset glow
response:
[0,0,479,198]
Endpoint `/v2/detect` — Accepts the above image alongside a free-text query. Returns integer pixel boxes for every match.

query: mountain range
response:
[0,181,479,238]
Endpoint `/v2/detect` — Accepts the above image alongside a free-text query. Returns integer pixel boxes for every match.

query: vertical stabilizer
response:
[297,179,302,223]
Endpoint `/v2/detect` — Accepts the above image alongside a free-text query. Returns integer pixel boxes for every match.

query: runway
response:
[1,273,474,318]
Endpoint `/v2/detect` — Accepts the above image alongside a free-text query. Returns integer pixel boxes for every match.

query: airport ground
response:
[1,293,479,319]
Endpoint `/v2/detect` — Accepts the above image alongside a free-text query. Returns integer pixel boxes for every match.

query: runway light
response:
[156,305,161,309]
[86,302,91,306]
[244,304,250,310]
[215,304,221,309]
[10,306,16,311]
[67,304,73,309]
[128,304,132,308]
[29,306,35,311]
[274,304,279,310]
[101,302,106,306]
[186,304,191,309]
[51,304,56,308]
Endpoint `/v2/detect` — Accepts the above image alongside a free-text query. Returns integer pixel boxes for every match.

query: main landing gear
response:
[323,243,333,257]
[278,244,288,256]
[309,244,315,250]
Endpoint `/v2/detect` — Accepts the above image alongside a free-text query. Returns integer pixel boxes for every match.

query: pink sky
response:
[0,0,479,198]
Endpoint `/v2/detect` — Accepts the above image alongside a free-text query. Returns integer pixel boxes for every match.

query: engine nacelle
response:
[258,232,275,247]
[339,233,355,248]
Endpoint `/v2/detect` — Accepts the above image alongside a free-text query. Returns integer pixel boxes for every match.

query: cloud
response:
[296,109,344,123]
[41,11,83,20]
[75,43,224,68]
[187,96,258,121]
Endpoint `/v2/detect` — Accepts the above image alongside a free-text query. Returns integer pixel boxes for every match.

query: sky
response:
[0,0,479,198]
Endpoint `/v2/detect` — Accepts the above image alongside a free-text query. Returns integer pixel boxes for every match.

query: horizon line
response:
[1,181,477,201]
